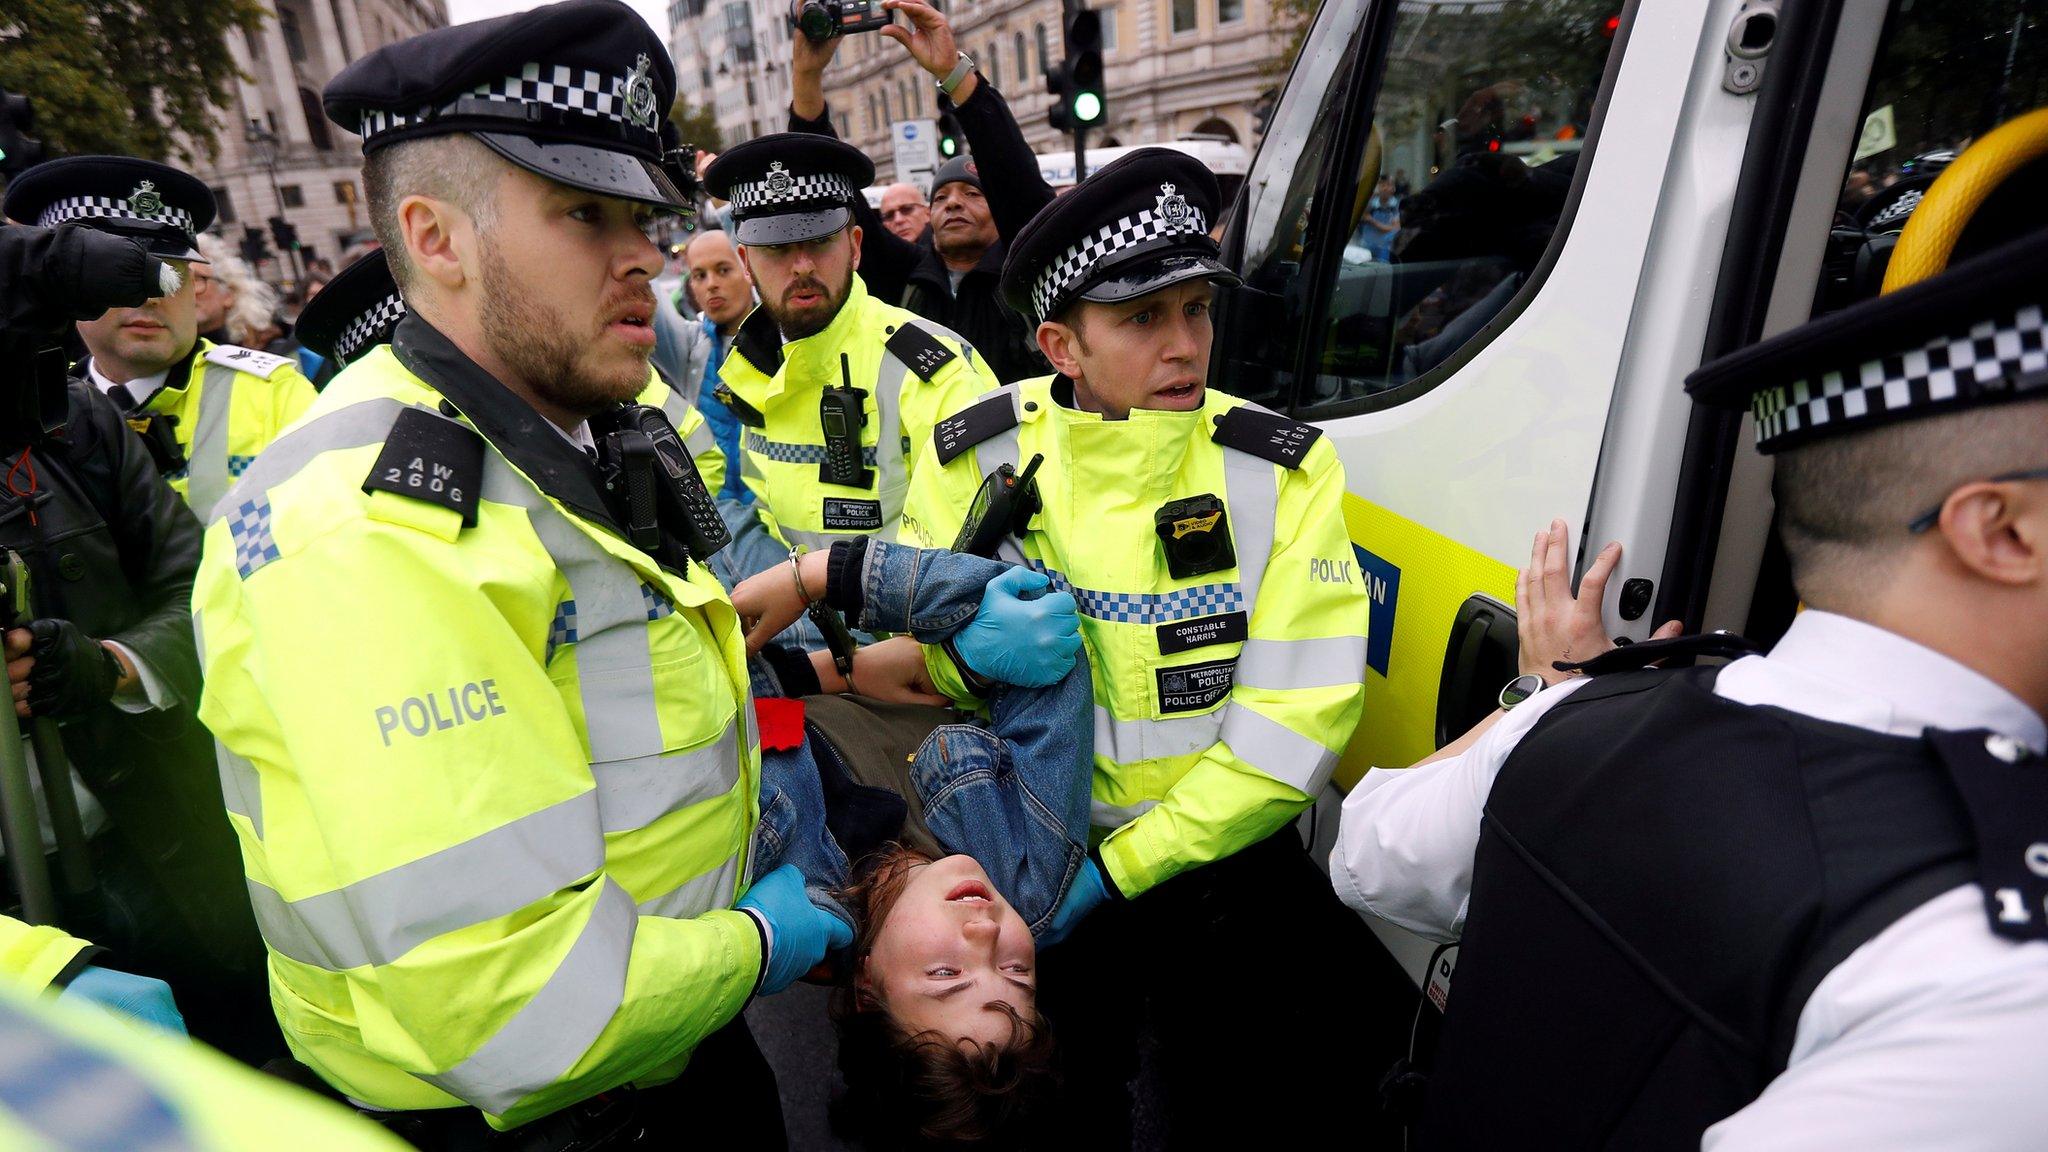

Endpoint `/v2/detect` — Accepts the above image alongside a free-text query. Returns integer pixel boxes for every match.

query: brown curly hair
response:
[828,845,1062,1149]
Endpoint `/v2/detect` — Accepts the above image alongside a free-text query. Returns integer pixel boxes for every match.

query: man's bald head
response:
[685,227,753,330]
[879,183,930,243]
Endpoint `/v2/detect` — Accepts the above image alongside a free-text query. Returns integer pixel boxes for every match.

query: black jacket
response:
[789,81,1056,385]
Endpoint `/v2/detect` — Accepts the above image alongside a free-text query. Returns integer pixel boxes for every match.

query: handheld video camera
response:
[789,0,892,43]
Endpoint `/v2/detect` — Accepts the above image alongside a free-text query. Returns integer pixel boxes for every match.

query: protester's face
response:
[740,226,860,341]
[930,181,997,262]
[76,263,199,378]
[686,232,754,329]
[189,261,231,332]
[879,185,929,242]
[864,854,1036,1050]
[1050,279,1214,419]
[476,167,662,413]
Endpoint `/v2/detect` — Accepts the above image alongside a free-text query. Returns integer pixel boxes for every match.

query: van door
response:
[1220,0,1764,780]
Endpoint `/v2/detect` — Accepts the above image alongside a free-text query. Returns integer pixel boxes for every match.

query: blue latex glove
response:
[736,864,854,995]
[955,567,1083,688]
[58,965,187,1035]
[1039,859,1110,948]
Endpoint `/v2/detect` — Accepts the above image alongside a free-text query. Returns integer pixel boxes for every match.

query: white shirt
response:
[1331,610,2048,1150]
[83,359,169,408]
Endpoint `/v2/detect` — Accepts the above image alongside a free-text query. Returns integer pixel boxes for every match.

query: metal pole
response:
[0,547,52,924]
[1075,125,1089,184]
[29,723,93,905]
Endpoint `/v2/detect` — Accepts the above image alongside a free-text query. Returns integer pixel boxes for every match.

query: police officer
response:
[702,135,1001,558]
[900,149,1411,1145]
[296,247,729,498]
[4,158,317,518]
[193,1,847,1144]
[1333,233,2048,1148]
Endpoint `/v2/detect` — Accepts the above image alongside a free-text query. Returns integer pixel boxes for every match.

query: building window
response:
[211,187,236,224]
[280,185,305,208]
[279,8,307,61]
[1014,32,1027,82]
[1035,23,1050,73]
[985,42,1000,87]
[1171,0,1197,34]
[332,179,356,204]
[300,87,332,150]
[1217,0,1242,23]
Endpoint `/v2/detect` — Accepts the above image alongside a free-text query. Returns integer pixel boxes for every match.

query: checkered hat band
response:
[36,195,196,235]
[335,294,407,362]
[1751,301,2048,449]
[729,172,857,212]
[1031,205,1210,320]
[1030,562,1243,626]
[358,61,651,144]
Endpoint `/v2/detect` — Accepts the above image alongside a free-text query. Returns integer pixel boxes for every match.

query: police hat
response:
[703,133,874,247]
[1001,148,1237,324]
[295,249,405,368]
[1687,229,2048,454]
[323,0,686,210]
[2,156,215,262]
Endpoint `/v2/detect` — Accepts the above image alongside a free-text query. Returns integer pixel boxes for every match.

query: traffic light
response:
[0,89,44,182]
[936,103,964,159]
[268,215,299,251]
[240,226,271,267]
[1044,8,1106,135]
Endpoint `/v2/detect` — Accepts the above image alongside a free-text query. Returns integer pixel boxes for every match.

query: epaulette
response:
[933,387,1019,465]
[884,322,959,382]
[731,308,784,377]
[204,343,297,380]
[713,383,766,428]
[1210,404,1322,469]
[361,406,484,527]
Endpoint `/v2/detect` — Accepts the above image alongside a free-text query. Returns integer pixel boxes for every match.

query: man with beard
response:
[702,134,1000,556]
[4,160,317,520]
[191,3,855,1144]
[787,0,1052,385]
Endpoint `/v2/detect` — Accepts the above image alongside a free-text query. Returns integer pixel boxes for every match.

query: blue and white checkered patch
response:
[1032,562,1243,625]
[743,431,879,468]
[641,582,674,622]
[546,599,580,663]
[228,499,280,579]
[228,454,256,478]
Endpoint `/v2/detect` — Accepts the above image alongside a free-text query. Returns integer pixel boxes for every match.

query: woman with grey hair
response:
[191,233,282,347]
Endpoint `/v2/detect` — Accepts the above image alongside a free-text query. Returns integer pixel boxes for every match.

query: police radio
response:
[819,353,874,489]
[952,454,1044,558]
[594,404,732,563]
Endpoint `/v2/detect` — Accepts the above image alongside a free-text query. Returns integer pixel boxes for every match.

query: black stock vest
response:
[1419,666,1980,1150]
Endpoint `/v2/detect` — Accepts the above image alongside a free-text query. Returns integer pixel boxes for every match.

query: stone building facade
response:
[189,0,448,284]
[666,0,795,148]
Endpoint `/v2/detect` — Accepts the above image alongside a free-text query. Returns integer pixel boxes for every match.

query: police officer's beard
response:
[477,239,650,412]
[767,259,855,342]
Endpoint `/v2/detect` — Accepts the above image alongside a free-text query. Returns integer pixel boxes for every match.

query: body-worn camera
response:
[790,0,891,42]
[1155,493,1236,579]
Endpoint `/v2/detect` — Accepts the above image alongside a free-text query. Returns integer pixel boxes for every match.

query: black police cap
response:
[1001,148,1237,324]
[703,133,874,247]
[2,156,215,262]
[295,249,405,368]
[323,0,686,209]
[1686,228,2048,454]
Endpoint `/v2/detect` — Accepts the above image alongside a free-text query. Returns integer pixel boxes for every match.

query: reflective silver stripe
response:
[208,396,407,524]
[185,363,239,518]
[247,791,604,971]
[1094,706,1223,770]
[1091,797,1157,828]
[1219,704,1337,795]
[420,877,638,1115]
[591,728,741,835]
[681,414,720,475]
[1236,636,1366,691]
[637,852,741,920]
[216,743,264,841]
[871,349,911,533]
[1219,430,1280,613]
[656,387,690,429]
[0,999,201,1151]
[779,526,843,554]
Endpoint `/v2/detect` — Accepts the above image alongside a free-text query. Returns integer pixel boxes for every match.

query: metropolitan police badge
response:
[128,180,164,219]
[765,161,793,197]
[1157,182,1190,224]
[622,53,660,132]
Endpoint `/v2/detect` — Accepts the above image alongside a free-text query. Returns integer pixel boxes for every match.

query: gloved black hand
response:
[23,619,124,719]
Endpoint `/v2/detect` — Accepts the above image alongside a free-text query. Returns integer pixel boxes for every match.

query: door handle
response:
[1435,594,1519,747]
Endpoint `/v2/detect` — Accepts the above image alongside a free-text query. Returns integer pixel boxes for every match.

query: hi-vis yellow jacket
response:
[115,339,317,518]
[0,916,92,994]
[194,343,761,1129]
[902,378,1369,898]
[717,274,999,553]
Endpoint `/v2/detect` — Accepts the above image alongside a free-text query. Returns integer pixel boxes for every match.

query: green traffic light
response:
[941,137,958,157]
[1073,91,1103,125]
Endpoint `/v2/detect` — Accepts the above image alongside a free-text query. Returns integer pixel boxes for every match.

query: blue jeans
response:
[752,541,1094,936]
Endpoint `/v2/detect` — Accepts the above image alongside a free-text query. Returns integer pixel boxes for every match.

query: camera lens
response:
[794,0,834,40]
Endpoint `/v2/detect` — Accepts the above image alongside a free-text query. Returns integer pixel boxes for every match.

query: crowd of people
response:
[0,0,2042,1149]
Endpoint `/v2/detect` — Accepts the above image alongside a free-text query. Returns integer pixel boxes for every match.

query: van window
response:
[1815,0,2048,317]
[1232,0,1624,415]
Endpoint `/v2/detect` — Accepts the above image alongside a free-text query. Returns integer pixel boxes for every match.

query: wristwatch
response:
[1497,672,1545,711]
[937,51,976,97]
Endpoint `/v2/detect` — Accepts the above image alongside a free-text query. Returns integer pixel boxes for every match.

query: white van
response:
[1221,0,2048,979]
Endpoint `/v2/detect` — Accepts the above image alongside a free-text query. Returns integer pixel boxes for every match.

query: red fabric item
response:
[754,697,806,751]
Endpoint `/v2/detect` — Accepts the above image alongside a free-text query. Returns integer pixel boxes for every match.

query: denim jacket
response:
[752,541,1094,937]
